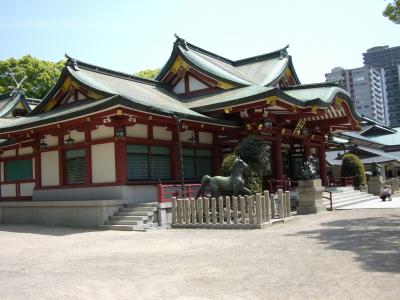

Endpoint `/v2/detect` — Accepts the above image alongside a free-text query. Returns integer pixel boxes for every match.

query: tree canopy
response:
[0,55,64,99]
[383,0,400,24]
[134,68,160,79]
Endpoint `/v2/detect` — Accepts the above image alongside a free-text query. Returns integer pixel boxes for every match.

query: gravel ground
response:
[1,209,400,300]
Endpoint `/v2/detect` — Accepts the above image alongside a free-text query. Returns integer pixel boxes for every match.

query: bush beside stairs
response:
[99,202,158,231]
[323,186,381,209]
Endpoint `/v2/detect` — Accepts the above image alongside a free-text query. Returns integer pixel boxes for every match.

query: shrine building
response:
[0,36,362,204]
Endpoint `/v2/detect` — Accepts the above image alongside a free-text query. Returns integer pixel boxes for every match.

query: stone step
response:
[333,196,381,209]
[105,220,143,225]
[331,192,371,202]
[110,215,148,221]
[120,207,156,213]
[117,211,153,217]
[98,225,147,232]
[126,202,158,208]
[330,190,359,196]
[324,195,380,209]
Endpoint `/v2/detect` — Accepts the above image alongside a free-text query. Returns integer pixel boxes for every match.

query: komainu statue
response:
[196,156,251,198]
[300,156,318,180]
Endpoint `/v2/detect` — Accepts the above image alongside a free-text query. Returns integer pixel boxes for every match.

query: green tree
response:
[134,68,160,79]
[383,0,400,24]
[0,55,64,99]
[220,136,270,194]
[340,153,366,188]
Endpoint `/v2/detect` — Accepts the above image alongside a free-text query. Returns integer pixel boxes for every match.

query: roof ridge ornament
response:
[65,53,80,71]
[279,45,289,60]
[174,33,189,50]
[7,73,27,96]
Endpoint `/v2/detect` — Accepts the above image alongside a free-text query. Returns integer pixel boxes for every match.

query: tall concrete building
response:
[363,46,400,126]
[325,66,386,124]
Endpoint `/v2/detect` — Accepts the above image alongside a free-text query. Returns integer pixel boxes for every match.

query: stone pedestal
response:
[296,179,325,215]
[368,176,384,196]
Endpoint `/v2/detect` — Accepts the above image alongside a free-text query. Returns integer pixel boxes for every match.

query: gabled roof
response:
[342,126,400,147]
[0,90,33,117]
[156,36,300,87]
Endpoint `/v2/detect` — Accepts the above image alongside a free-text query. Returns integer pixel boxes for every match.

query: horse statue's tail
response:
[196,175,211,198]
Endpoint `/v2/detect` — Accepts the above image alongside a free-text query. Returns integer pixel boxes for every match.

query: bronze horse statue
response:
[196,156,251,198]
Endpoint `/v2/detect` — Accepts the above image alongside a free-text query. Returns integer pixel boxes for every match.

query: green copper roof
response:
[281,85,351,103]
[343,127,400,146]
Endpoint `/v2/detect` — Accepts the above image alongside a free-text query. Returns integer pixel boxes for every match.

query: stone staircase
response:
[99,202,158,231]
[323,187,381,209]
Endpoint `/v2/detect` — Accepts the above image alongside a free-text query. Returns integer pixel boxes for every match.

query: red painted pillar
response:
[274,133,283,181]
[58,135,65,186]
[171,130,181,180]
[85,131,92,184]
[212,133,221,176]
[319,142,327,186]
[114,128,127,185]
[34,140,41,189]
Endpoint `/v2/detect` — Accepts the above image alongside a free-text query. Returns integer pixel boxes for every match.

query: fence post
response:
[232,196,238,224]
[211,197,217,224]
[204,197,210,224]
[278,189,284,219]
[157,181,163,203]
[177,199,183,224]
[190,198,196,224]
[270,194,275,219]
[171,197,177,224]
[182,198,188,223]
[197,198,203,224]
[285,191,291,217]
[256,193,262,225]
[239,196,246,224]
[261,195,266,222]
[264,191,270,222]
[226,196,231,224]
[248,195,254,224]
[218,196,224,224]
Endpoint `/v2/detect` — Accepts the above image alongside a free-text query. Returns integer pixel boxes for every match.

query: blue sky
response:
[0,0,399,83]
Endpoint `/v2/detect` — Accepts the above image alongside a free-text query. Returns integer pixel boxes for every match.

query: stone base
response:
[0,199,126,228]
[368,176,384,196]
[296,179,325,215]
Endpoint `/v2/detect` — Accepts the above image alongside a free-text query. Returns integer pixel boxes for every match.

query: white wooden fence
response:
[171,189,292,229]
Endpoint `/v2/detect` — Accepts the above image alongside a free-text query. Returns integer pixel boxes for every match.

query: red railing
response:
[157,182,210,203]
[327,176,354,187]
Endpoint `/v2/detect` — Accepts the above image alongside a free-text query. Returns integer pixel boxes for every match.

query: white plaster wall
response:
[153,126,172,141]
[1,184,16,197]
[41,151,59,186]
[199,132,213,144]
[44,135,58,147]
[19,147,33,155]
[64,130,85,143]
[180,130,195,142]
[91,125,114,140]
[189,76,208,91]
[2,149,16,158]
[173,78,185,94]
[126,124,148,138]
[91,143,116,183]
[20,182,35,196]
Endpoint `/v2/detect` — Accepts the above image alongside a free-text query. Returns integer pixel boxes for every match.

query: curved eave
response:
[268,56,301,87]
[29,66,113,115]
[0,96,239,135]
[278,88,363,123]
[156,44,249,87]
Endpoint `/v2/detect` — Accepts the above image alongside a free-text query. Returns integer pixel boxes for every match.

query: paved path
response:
[1,209,400,300]
[338,196,400,209]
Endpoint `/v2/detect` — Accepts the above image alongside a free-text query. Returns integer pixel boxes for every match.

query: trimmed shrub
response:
[340,153,366,188]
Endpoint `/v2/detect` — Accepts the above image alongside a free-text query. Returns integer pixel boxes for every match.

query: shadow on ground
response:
[290,215,400,273]
[0,224,99,236]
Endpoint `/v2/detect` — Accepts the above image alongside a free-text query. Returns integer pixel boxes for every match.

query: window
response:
[127,145,171,180]
[4,159,33,181]
[183,148,212,179]
[66,149,86,184]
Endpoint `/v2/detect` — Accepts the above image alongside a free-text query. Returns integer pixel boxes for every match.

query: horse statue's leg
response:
[240,187,252,195]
